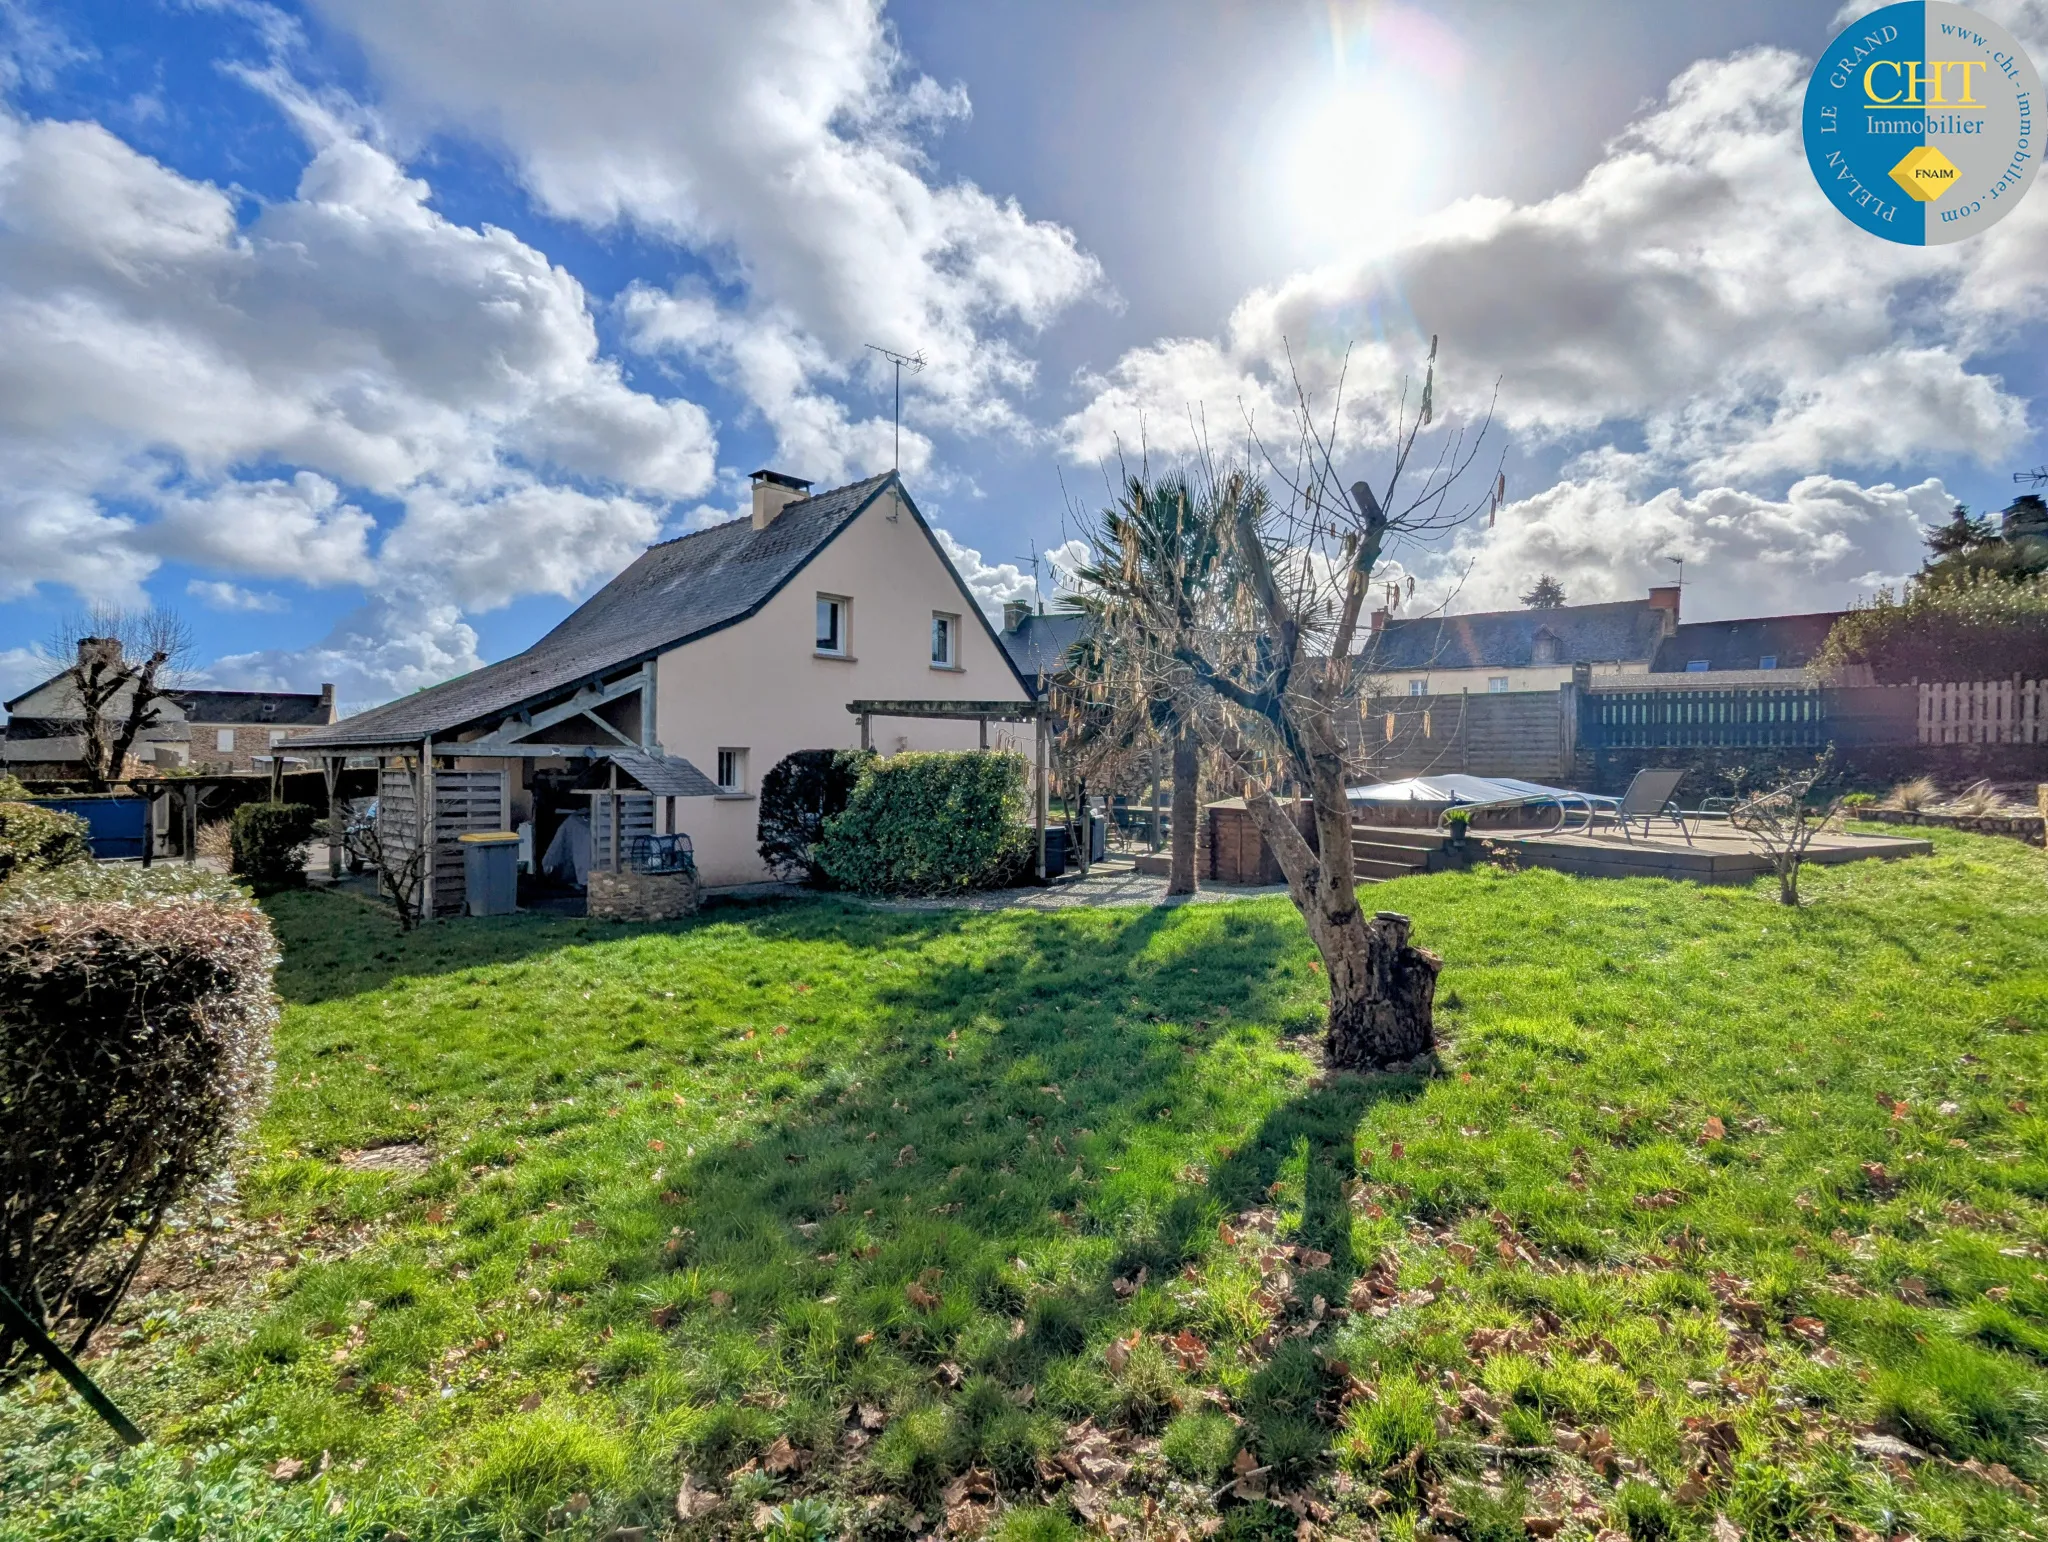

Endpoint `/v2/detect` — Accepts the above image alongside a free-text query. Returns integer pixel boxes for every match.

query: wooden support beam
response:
[845,698,1041,722]
[1034,712,1048,880]
[323,756,343,879]
[420,740,436,921]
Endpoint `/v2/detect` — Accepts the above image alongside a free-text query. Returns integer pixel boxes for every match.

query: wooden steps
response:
[1350,824,1442,883]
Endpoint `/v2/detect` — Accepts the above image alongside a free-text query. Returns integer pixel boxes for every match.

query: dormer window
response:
[816,595,848,656]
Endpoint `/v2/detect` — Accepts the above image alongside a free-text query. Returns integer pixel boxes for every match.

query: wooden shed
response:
[1202,796,1316,886]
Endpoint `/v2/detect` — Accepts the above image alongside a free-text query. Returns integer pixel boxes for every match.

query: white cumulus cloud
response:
[311,0,1105,460]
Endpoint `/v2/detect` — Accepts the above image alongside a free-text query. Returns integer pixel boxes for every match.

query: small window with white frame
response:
[816,595,848,656]
[1407,678,1428,696]
[269,729,288,747]
[1486,676,1509,693]
[931,611,959,668]
[716,747,749,794]
[216,728,235,751]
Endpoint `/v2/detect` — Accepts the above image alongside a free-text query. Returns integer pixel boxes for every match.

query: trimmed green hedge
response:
[0,802,91,884]
[229,801,317,889]
[815,751,1033,895]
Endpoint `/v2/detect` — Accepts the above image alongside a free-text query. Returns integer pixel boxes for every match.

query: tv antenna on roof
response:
[864,344,926,472]
[2016,467,2048,487]
[1666,555,1685,590]
[1013,546,1044,614]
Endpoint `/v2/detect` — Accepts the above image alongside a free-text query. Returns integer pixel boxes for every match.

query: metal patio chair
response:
[1584,768,1692,844]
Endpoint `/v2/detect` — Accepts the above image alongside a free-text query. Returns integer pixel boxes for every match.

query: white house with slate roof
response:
[1368,586,1683,696]
[294,471,1036,893]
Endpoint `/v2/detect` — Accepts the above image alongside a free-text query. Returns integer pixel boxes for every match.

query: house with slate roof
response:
[3,662,336,780]
[1649,610,1845,677]
[294,470,1034,890]
[1368,586,1683,695]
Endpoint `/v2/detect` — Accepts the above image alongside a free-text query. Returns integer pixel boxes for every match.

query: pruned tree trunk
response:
[1237,721,1440,1068]
[1168,730,1199,895]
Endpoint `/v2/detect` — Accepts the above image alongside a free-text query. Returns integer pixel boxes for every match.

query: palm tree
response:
[1062,473,1227,895]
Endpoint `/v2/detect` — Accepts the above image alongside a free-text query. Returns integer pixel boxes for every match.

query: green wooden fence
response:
[1580,687,1828,750]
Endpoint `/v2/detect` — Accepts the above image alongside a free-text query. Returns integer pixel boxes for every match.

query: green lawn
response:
[5,832,2048,1542]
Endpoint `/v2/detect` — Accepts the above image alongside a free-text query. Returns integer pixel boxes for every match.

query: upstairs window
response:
[269,729,288,747]
[1407,678,1428,696]
[931,612,958,668]
[1487,676,1509,693]
[816,595,848,656]
[216,728,235,751]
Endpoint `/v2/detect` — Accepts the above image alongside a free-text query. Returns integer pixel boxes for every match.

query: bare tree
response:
[1082,340,1501,1068]
[1732,756,1843,906]
[40,608,193,790]
[333,798,431,932]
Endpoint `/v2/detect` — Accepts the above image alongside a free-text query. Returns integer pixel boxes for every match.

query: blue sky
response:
[2,0,2044,713]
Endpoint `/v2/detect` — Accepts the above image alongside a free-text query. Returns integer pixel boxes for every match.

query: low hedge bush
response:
[815,751,1033,895]
[229,800,317,888]
[756,748,873,885]
[0,800,91,883]
[0,863,276,1377]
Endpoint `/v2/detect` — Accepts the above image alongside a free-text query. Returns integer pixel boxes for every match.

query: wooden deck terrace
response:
[1350,820,1933,885]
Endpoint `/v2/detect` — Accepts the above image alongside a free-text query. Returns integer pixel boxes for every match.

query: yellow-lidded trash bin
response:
[458,831,521,916]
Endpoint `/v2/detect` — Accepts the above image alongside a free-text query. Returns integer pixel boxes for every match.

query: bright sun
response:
[1281,81,1436,255]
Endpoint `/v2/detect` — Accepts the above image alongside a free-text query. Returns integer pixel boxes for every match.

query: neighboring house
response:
[1649,611,1845,676]
[1369,587,1682,695]
[2,656,337,780]
[292,471,1035,889]
[999,603,1087,694]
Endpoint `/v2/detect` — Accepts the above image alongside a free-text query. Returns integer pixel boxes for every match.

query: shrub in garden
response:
[228,800,316,888]
[815,751,1033,895]
[756,748,872,885]
[0,800,91,882]
[1818,573,2048,682]
[0,863,277,1377]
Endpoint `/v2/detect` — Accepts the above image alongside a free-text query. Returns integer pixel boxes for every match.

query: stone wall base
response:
[587,867,702,922]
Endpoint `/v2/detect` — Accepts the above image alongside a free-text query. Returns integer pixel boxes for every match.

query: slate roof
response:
[1000,610,1089,687]
[1650,612,1844,673]
[170,690,332,725]
[297,472,1017,748]
[1370,599,1671,672]
[608,749,722,798]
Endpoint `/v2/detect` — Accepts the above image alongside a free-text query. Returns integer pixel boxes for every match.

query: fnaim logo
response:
[1803,1,2040,243]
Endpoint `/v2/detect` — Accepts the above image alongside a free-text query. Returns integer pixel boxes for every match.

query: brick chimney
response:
[318,682,337,723]
[1370,608,1388,633]
[750,469,812,529]
[1646,584,1681,634]
[75,636,122,671]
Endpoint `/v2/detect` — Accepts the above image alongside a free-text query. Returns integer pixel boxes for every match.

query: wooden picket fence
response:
[1918,679,2048,744]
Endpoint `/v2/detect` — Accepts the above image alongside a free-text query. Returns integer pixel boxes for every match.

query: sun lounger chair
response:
[1584,768,1692,843]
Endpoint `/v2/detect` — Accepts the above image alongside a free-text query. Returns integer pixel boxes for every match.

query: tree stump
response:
[1326,911,1441,1069]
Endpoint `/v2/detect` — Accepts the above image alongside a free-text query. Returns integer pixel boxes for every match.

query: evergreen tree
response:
[1519,573,1568,608]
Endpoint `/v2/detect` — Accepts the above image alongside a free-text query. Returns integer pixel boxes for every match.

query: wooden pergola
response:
[846,698,1052,880]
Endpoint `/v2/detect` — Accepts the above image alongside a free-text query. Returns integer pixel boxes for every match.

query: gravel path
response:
[849,859,1288,912]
